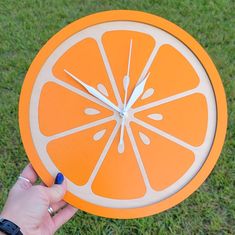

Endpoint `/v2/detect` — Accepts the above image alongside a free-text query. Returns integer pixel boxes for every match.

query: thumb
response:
[46,173,66,204]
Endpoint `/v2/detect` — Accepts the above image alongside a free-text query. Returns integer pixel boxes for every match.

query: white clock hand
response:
[118,39,132,154]
[123,75,130,109]
[125,72,151,111]
[118,118,125,154]
[123,39,132,108]
[118,76,129,154]
[64,69,121,113]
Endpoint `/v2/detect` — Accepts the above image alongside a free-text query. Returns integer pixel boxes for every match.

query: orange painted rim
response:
[19,10,227,218]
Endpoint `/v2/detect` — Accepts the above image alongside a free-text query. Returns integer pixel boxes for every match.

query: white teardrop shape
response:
[84,108,100,115]
[93,129,106,141]
[147,113,163,121]
[141,88,154,100]
[118,142,124,154]
[97,83,109,97]
[139,132,150,145]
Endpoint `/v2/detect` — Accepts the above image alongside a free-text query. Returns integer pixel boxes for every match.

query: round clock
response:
[19,10,227,218]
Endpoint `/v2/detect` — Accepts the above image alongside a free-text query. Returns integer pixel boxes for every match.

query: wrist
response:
[0,216,23,235]
[0,212,20,228]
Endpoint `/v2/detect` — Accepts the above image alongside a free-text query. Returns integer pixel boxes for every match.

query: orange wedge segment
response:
[130,122,195,191]
[47,120,116,186]
[102,30,155,103]
[133,44,200,108]
[92,128,146,199]
[39,82,113,136]
[134,93,208,146]
[53,38,117,105]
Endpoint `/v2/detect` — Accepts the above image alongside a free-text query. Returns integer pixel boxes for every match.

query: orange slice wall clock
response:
[19,10,227,219]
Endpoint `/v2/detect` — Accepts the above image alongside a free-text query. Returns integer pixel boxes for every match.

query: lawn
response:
[0,0,234,234]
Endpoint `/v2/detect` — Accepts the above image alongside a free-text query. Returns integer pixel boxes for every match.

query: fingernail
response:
[55,172,64,184]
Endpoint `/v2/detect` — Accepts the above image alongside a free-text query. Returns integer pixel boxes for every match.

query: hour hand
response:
[125,72,150,111]
[64,69,121,113]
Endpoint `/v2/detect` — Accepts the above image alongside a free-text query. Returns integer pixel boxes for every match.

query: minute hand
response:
[64,69,121,113]
[125,72,150,111]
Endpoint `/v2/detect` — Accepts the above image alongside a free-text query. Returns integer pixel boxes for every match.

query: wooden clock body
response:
[19,10,227,218]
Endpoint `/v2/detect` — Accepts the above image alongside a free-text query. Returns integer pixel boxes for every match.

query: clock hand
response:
[127,39,132,78]
[118,76,130,154]
[64,69,121,113]
[118,118,125,154]
[118,72,150,154]
[123,39,132,109]
[125,72,151,111]
[118,40,132,154]
[123,75,130,109]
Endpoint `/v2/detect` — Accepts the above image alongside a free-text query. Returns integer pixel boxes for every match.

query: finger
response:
[14,164,38,191]
[51,201,67,212]
[20,164,38,184]
[40,181,46,186]
[52,205,78,232]
[45,179,67,204]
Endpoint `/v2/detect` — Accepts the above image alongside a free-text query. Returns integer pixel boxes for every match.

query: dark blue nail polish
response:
[55,172,64,184]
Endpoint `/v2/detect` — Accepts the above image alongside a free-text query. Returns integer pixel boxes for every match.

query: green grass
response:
[0,0,234,234]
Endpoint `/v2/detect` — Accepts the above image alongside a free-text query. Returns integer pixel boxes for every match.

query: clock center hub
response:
[120,110,128,118]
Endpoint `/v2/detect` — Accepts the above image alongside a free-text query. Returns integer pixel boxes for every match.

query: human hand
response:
[0,164,77,235]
